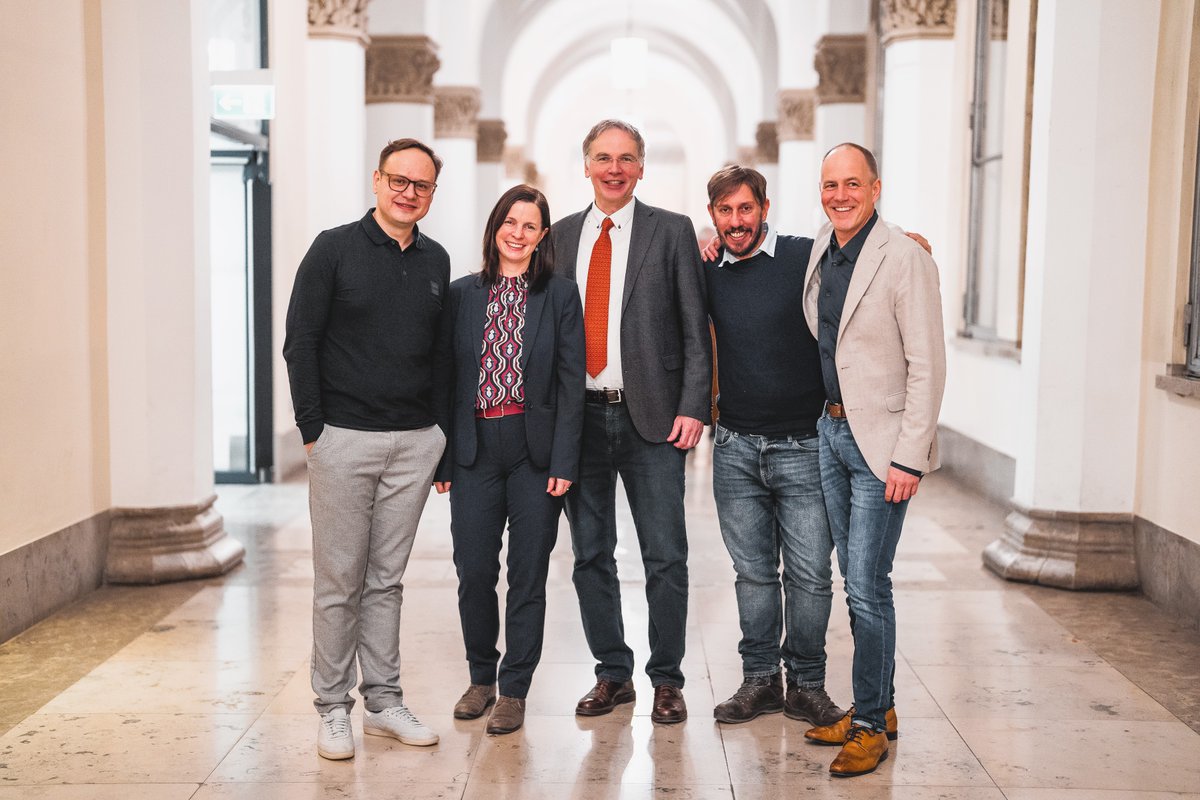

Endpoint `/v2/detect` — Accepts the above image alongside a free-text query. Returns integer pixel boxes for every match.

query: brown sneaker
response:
[713,673,784,723]
[486,695,526,735]
[829,725,889,777]
[575,679,636,716]
[805,705,899,745]
[650,684,687,724]
[453,684,497,720]
[784,683,845,726]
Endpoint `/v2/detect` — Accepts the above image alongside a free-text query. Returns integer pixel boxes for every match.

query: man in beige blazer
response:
[800,143,946,777]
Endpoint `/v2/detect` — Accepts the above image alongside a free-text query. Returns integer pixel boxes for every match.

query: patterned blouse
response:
[476,273,528,409]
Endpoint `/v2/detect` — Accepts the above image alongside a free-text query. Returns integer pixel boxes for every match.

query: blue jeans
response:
[817,414,907,733]
[565,400,689,687]
[712,423,833,686]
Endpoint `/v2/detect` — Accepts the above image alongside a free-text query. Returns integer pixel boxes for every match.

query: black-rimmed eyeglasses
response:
[380,170,437,197]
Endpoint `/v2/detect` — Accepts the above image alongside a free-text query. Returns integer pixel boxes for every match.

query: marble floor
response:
[2,440,1200,799]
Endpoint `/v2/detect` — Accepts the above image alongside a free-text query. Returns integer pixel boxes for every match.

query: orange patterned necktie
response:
[584,217,615,378]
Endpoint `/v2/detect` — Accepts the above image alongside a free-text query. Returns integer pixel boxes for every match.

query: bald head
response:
[820,143,881,246]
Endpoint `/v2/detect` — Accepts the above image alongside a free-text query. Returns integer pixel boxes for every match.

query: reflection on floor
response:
[2,438,1200,799]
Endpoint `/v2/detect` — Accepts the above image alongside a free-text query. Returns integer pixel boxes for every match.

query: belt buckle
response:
[480,405,504,419]
[604,388,623,404]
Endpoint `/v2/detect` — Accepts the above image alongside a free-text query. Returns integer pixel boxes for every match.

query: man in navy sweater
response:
[703,165,845,728]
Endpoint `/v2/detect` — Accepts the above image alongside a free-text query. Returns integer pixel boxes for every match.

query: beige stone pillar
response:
[776,89,818,231]
[423,86,481,277]
[364,34,439,204]
[476,119,507,227]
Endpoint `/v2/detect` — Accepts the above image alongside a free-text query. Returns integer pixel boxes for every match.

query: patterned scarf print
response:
[476,274,528,409]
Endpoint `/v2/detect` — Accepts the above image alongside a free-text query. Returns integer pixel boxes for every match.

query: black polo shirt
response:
[283,210,452,444]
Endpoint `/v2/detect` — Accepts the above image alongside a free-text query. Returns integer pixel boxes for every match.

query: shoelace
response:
[323,713,351,739]
[381,706,421,725]
[732,681,773,703]
[845,724,875,747]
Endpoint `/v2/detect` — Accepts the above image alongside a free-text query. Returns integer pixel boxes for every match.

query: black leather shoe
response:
[651,684,687,724]
[713,673,784,723]
[784,683,845,726]
[575,679,636,716]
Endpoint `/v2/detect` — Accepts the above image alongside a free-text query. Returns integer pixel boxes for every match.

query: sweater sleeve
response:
[282,232,335,444]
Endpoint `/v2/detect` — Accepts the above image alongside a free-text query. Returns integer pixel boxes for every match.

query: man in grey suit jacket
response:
[800,143,946,777]
[550,119,711,724]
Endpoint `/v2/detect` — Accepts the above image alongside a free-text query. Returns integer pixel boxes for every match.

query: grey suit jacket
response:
[551,199,711,442]
[802,217,947,482]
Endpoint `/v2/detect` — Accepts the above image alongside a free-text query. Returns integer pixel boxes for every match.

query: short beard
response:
[721,222,763,257]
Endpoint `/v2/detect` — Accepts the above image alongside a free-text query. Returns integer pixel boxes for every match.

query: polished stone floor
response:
[2,439,1200,799]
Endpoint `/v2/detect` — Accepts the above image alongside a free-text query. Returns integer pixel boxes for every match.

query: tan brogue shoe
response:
[453,683,497,720]
[829,725,889,777]
[575,679,636,716]
[486,695,526,735]
[804,705,898,745]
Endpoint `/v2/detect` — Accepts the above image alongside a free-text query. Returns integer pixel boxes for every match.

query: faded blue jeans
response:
[712,422,833,686]
[817,414,907,733]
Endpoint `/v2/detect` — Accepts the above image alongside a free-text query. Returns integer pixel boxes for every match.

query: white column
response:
[305,3,367,237]
[101,0,242,582]
[984,0,1161,589]
[423,86,481,278]
[776,89,820,234]
[364,35,439,207]
[814,34,868,159]
[476,119,507,229]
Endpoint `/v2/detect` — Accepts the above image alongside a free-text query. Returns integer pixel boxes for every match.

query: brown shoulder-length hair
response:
[480,184,556,291]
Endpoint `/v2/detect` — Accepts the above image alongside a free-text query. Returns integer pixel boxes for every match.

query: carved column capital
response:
[990,0,1009,40]
[366,35,440,104]
[477,119,508,163]
[755,122,779,163]
[308,0,370,46]
[503,145,525,179]
[815,34,867,104]
[434,86,481,139]
[736,145,758,167]
[777,90,815,142]
[879,0,956,46]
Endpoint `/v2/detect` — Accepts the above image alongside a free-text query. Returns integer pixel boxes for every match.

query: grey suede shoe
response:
[453,683,497,720]
[486,695,526,735]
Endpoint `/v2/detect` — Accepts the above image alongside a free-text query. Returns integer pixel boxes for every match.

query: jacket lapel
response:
[837,221,889,339]
[519,283,546,369]
[623,199,657,315]
[467,276,489,363]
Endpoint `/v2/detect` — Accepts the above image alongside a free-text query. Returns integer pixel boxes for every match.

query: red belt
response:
[476,402,525,419]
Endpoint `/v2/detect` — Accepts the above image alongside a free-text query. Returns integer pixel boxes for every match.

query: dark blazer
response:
[436,272,585,483]
[550,199,711,442]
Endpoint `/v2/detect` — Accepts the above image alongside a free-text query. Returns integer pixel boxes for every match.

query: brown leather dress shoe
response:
[453,684,497,720]
[575,679,636,716]
[486,695,526,735]
[650,684,687,724]
[805,705,898,745]
[829,725,889,777]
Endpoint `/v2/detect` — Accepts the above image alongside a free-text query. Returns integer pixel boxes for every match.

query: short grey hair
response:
[581,119,646,161]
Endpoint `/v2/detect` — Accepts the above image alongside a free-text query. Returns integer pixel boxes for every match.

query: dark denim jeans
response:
[712,423,833,686]
[565,400,689,687]
[817,414,908,733]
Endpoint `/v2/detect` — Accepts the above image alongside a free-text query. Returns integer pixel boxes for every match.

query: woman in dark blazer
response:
[433,184,585,735]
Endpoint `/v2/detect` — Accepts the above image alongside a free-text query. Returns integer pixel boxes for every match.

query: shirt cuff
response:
[890,461,923,478]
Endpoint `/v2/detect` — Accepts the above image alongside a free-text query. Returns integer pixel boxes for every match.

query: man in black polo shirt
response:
[703,165,845,729]
[283,138,452,760]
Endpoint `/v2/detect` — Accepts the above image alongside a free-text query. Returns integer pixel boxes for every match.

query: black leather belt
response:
[586,388,625,404]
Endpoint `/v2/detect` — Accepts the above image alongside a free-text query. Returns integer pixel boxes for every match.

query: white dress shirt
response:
[575,199,637,390]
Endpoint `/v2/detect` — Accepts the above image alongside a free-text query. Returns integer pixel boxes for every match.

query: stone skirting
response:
[106,496,244,585]
[1135,517,1200,632]
[937,424,1014,505]
[0,511,109,644]
[983,505,1139,591]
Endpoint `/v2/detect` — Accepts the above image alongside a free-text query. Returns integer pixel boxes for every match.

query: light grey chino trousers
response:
[306,423,445,714]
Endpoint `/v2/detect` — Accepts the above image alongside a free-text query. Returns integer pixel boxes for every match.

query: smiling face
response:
[708,183,770,259]
[584,127,644,215]
[820,145,881,246]
[372,147,437,234]
[494,200,548,274]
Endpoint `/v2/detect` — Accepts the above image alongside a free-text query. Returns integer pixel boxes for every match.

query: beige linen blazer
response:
[802,217,947,482]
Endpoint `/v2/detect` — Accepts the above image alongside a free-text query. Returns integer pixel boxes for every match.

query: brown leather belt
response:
[476,402,525,419]
[826,402,847,419]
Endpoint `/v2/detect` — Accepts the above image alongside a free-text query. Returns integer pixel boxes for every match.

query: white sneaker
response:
[317,707,354,760]
[363,704,439,746]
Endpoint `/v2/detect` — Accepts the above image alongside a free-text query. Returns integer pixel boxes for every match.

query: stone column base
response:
[983,505,1139,590]
[105,495,244,585]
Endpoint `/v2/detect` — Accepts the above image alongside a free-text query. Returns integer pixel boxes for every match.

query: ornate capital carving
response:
[434,86,481,139]
[815,34,867,105]
[777,90,815,142]
[477,119,507,163]
[523,161,539,186]
[879,0,956,46]
[990,0,1009,40]
[736,145,758,167]
[366,36,439,104]
[755,122,779,163]
[308,0,370,46]
[503,145,525,179]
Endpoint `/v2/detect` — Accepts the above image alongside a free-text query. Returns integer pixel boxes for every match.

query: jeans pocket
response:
[791,434,820,453]
[714,424,735,448]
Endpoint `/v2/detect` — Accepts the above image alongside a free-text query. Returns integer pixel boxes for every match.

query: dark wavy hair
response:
[480,184,555,291]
